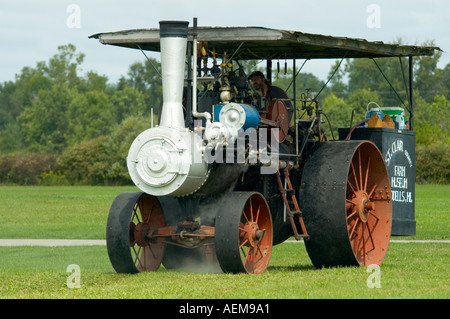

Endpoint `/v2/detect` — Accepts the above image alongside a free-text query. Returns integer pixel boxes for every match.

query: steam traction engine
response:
[98,21,394,274]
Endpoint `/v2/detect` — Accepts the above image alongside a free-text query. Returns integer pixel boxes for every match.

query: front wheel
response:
[215,192,273,274]
[106,192,166,273]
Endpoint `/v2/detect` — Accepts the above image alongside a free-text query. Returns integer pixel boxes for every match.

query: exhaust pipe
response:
[191,18,212,124]
[159,21,189,129]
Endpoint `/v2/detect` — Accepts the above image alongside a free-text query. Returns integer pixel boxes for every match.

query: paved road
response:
[0,239,106,246]
[0,239,448,246]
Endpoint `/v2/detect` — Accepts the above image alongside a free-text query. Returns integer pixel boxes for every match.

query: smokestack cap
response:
[159,21,189,38]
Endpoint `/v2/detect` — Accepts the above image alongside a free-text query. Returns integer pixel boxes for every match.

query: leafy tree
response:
[321,93,352,138]
[66,90,114,146]
[345,57,409,107]
[79,71,108,93]
[0,72,53,152]
[414,93,450,145]
[44,44,85,88]
[57,135,111,184]
[18,83,73,153]
[57,115,153,185]
[118,58,163,115]
[110,86,147,124]
[442,63,450,100]
[414,43,445,102]
[0,122,25,153]
[416,143,450,184]
[327,59,348,98]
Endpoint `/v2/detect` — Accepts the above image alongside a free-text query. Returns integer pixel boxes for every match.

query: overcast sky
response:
[1,0,448,85]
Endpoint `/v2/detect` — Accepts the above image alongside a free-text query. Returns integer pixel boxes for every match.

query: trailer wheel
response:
[215,192,273,274]
[300,141,392,267]
[106,192,165,273]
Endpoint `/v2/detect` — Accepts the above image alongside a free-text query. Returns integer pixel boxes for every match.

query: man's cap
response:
[248,71,265,80]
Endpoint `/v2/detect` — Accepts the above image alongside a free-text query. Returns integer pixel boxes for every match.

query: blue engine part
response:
[214,102,260,131]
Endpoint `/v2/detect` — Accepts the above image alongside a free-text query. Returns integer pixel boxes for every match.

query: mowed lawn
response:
[0,185,448,299]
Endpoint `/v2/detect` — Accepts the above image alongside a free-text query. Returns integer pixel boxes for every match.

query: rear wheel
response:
[300,141,392,267]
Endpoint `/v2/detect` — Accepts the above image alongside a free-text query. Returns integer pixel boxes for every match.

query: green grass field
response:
[0,185,448,299]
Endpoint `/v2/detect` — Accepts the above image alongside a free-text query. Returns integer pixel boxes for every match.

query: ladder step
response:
[287,211,302,218]
[276,168,309,242]
[293,233,310,241]
[293,211,302,217]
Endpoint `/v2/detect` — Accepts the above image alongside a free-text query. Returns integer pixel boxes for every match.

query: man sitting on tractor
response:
[248,71,293,122]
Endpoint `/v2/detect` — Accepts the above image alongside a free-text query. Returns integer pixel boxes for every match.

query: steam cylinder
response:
[219,103,260,131]
[127,21,209,197]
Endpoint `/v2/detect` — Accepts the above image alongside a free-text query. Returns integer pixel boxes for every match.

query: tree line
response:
[0,43,448,185]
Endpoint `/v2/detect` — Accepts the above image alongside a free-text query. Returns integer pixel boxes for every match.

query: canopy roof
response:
[90,25,441,60]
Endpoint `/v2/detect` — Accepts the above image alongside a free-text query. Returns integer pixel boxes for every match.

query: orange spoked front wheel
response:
[215,192,273,274]
[106,192,166,273]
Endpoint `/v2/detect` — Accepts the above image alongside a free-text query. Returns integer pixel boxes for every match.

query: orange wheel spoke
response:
[242,210,249,222]
[239,239,248,249]
[364,157,370,191]
[255,205,261,223]
[347,179,357,195]
[366,223,375,251]
[361,223,366,265]
[148,244,158,259]
[352,222,362,255]
[347,210,357,220]
[358,149,363,190]
[144,204,154,224]
[368,184,377,199]
[351,161,360,191]
[133,246,142,268]
[349,218,359,238]
[254,245,264,264]
[133,206,141,223]
[346,199,355,210]
[244,247,254,270]
[368,211,379,221]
